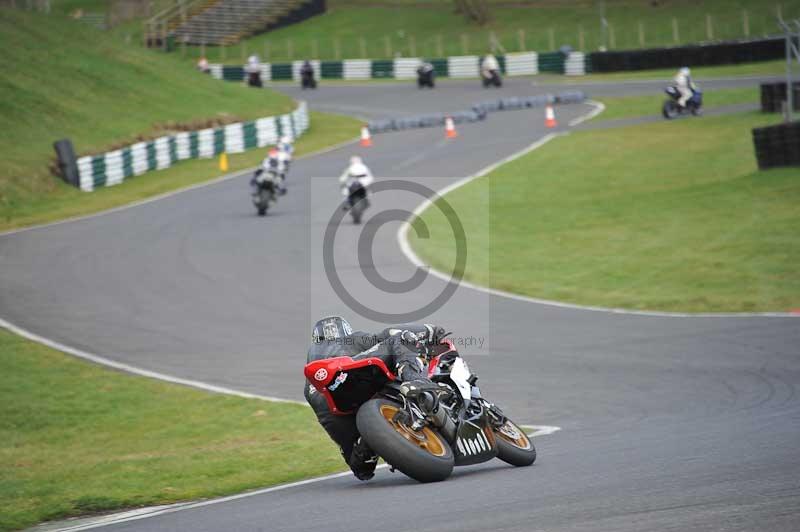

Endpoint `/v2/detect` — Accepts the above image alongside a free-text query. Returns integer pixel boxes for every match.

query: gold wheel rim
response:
[379,404,447,457]
[495,420,532,450]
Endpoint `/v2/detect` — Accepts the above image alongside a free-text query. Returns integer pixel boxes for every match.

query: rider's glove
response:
[399,378,438,397]
[399,330,430,357]
[422,324,446,345]
[400,330,420,344]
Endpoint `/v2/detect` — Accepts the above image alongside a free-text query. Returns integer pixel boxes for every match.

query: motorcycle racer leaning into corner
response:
[304,316,446,480]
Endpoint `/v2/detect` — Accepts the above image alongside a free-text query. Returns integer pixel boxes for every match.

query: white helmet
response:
[280,135,291,144]
[679,67,690,76]
[350,155,362,165]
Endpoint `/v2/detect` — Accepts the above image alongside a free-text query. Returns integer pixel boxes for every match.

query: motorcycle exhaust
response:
[421,393,457,441]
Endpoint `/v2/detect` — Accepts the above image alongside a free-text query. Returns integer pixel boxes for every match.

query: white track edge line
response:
[0,136,360,238]
[568,100,605,126]
[395,107,798,319]
[0,318,307,405]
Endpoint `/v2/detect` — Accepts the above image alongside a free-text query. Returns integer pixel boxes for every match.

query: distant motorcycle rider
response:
[673,66,696,109]
[339,155,373,211]
[252,147,286,194]
[304,316,446,480]
[480,53,502,87]
[277,135,293,172]
[416,60,435,88]
[300,60,317,89]
[481,53,499,76]
[245,54,262,88]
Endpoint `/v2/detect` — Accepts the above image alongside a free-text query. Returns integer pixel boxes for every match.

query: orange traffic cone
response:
[445,117,458,138]
[545,105,557,128]
[360,125,372,147]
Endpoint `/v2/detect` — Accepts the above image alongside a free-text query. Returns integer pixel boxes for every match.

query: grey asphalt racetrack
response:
[3,76,799,532]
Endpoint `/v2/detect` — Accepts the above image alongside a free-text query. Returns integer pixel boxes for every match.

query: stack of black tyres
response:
[751,121,800,169]
[366,92,586,134]
[760,82,800,113]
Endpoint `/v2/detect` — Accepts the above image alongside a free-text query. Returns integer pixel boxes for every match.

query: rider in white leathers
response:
[339,156,373,210]
[481,54,499,74]
[277,136,293,163]
[255,147,287,195]
[673,67,696,108]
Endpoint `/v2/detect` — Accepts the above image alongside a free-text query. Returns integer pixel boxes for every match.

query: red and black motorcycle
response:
[304,337,536,483]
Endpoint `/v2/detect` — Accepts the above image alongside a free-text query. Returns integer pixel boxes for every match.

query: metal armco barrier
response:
[752,121,800,169]
[75,102,309,191]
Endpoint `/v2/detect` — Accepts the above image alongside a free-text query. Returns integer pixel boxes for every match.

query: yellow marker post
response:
[219,152,229,172]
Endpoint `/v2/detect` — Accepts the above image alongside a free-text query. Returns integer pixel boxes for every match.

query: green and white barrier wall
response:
[76,103,309,191]
[210,51,587,82]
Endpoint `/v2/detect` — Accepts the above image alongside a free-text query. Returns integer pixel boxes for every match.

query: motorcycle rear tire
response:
[494,419,536,467]
[356,397,454,483]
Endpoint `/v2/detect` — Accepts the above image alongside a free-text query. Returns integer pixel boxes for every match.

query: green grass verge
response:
[0,9,301,228]
[409,111,800,313]
[180,0,800,63]
[1,111,360,231]
[544,59,789,83]
[594,86,759,122]
[0,327,343,531]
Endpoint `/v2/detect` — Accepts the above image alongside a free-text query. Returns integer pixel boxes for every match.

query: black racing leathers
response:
[303,325,430,477]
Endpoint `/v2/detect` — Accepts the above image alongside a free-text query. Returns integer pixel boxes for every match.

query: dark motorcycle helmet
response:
[312,316,354,343]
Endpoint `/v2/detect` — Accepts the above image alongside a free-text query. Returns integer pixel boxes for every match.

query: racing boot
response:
[348,437,378,481]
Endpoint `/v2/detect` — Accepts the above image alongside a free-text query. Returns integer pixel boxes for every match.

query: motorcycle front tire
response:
[356,397,454,483]
[256,189,271,216]
[493,419,536,467]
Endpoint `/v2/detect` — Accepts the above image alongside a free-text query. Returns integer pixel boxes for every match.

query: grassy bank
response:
[1,111,359,231]
[188,0,800,63]
[410,110,800,312]
[0,9,318,229]
[0,327,343,531]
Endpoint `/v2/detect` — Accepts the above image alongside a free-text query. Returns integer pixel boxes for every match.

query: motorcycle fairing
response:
[304,356,396,415]
[429,340,472,400]
[452,407,498,466]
